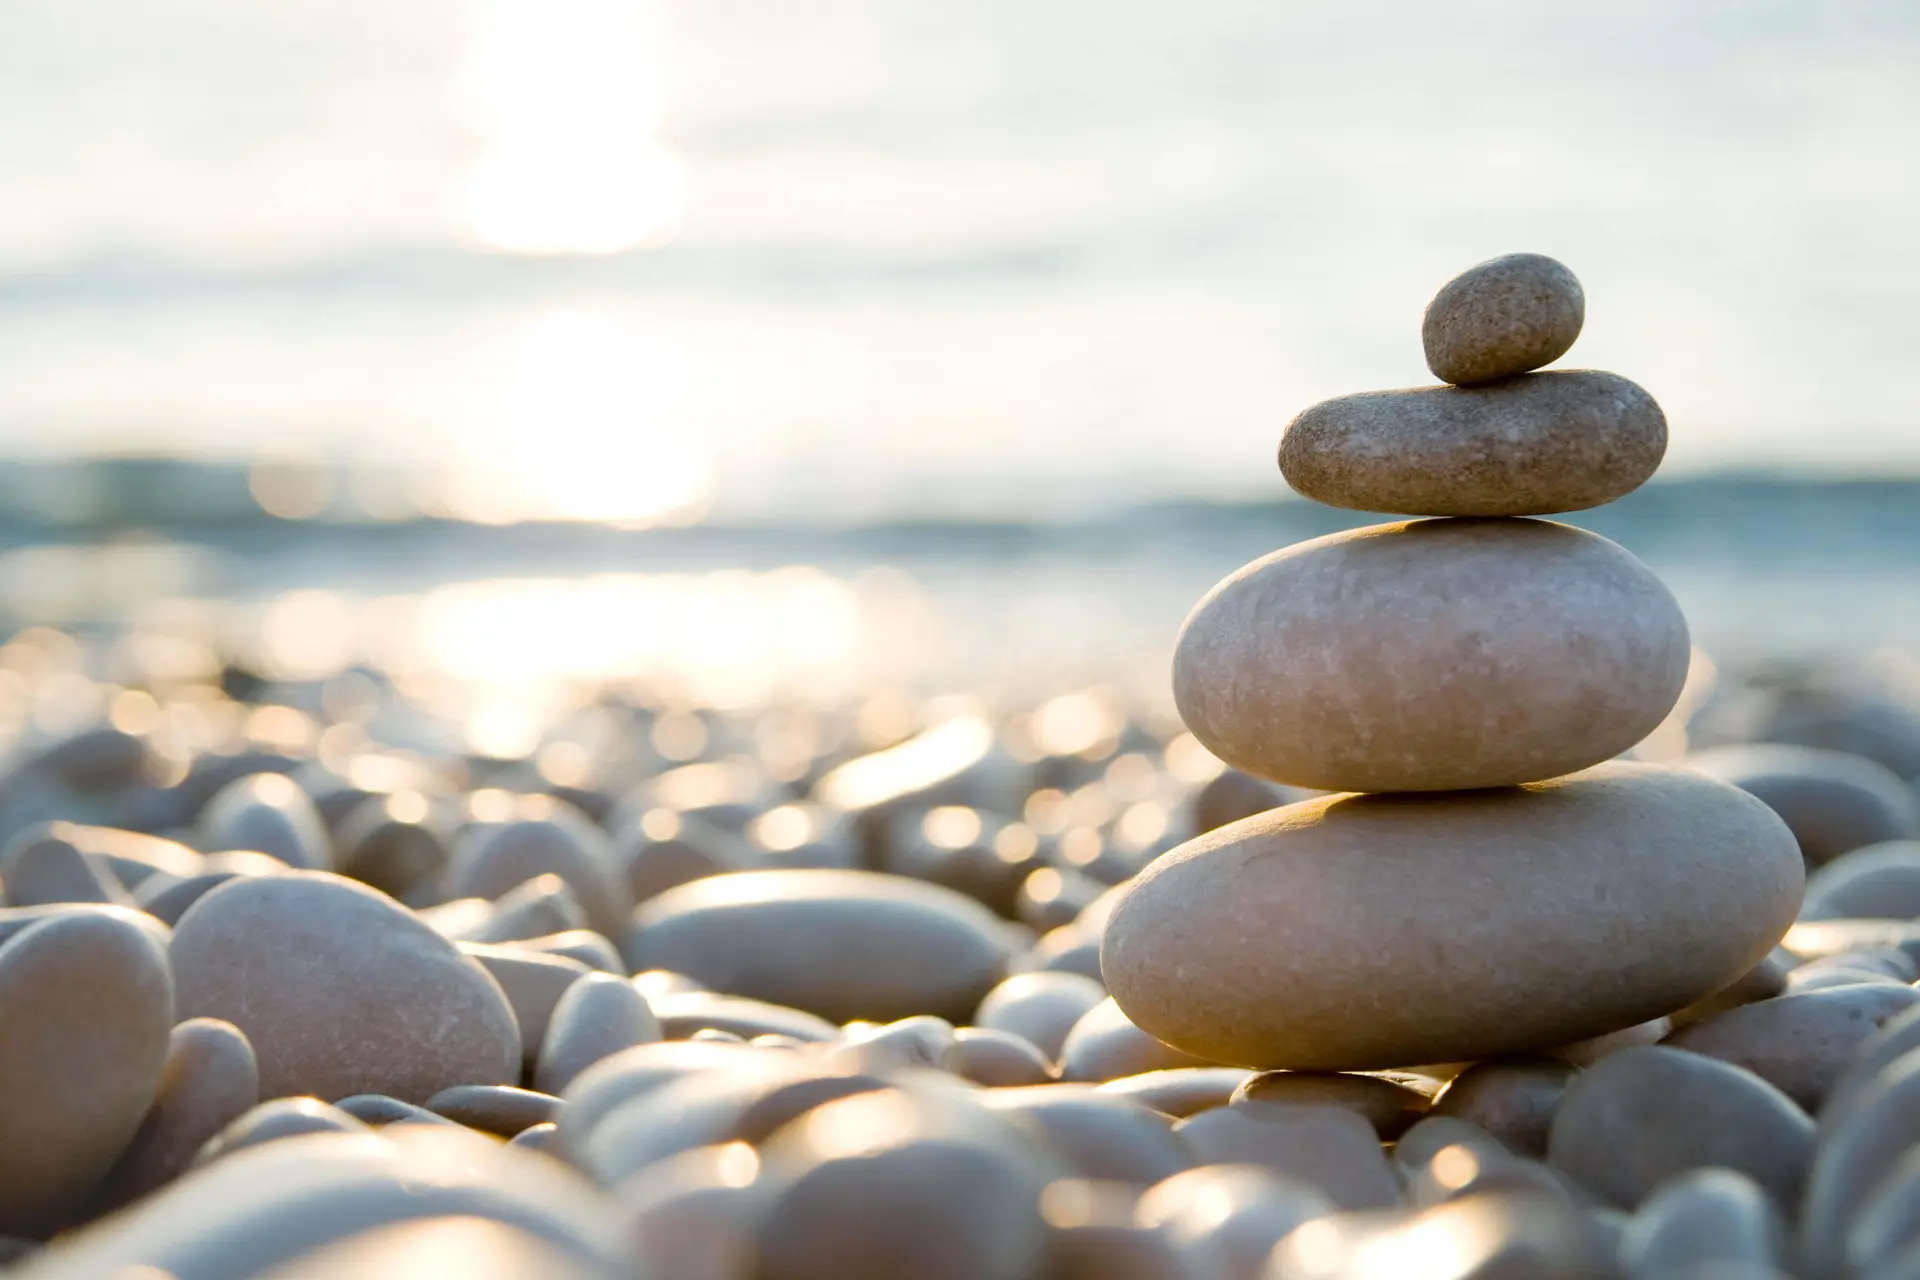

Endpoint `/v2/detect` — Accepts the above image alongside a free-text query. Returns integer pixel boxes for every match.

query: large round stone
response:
[1280,371,1664,517]
[171,872,521,1103]
[626,870,1013,1024]
[1172,518,1690,793]
[1102,763,1801,1070]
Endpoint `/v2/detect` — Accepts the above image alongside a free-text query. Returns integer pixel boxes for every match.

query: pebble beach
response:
[1,257,1920,1280]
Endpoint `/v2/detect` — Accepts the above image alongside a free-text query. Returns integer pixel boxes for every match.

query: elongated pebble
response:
[88,1017,259,1214]
[427,1084,562,1136]
[1665,983,1919,1111]
[1173,1104,1399,1210]
[0,910,174,1236]
[1280,370,1663,517]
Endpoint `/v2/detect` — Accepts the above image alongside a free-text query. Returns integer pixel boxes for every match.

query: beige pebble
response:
[535,972,661,1095]
[1430,1055,1576,1158]
[171,872,521,1103]
[1665,983,1919,1111]
[820,1014,955,1076]
[1096,1067,1255,1118]
[1231,1071,1432,1139]
[1061,998,1219,1082]
[200,772,331,870]
[1801,839,1920,920]
[753,1086,1060,1280]
[1823,1006,1920,1132]
[458,942,591,1079]
[615,1142,767,1280]
[1173,1104,1399,1211]
[980,1085,1190,1185]
[194,1099,372,1166]
[650,990,839,1043]
[1105,763,1801,1070]
[1618,1167,1783,1279]
[1280,370,1664,518]
[1421,252,1585,385]
[445,800,629,940]
[0,823,136,907]
[0,910,174,1237]
[627,869,1014,1024]
[88,1017,259,1214]
[1783,917,1920,965]
[951,1026,1056,1087]
[1026,921,1105,984]
[427,1084,561,1136]
[332,791,449,899]
[1173,520,1689,792]
[633,968,707,1000]
[1136,1163,1335,1280]
[1686,743,1920,866]
[1038,1180,1193,1280]
[419,896,496,940]
[1546,1046,1813,1210]
[974,971,1108,1063]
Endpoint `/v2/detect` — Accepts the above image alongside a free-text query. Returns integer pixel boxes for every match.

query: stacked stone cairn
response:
[1104,253,1807,1072]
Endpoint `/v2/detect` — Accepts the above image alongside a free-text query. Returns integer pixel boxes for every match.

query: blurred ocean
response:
[2,1,1917,708]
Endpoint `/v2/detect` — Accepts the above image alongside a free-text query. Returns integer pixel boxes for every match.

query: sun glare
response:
[456,0,686,255]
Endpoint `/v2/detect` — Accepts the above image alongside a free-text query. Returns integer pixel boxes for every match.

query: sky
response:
[0,0,1916,522]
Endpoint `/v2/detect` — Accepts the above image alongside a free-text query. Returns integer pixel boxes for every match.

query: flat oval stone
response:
[1104,763,1801,1069]
[1421,252,1585,385]
[1546,1046,1813,1210]
[1685,744,1920,865]
[88,1017,259,1214]
[1280,371,1664,517]
[627,869,1013,1024]
[171,872,521,1103]
[951,1027,1055,1087]
[1172,519,1690,792]
[0,910,174,1237]
[1664,983,1920,1112]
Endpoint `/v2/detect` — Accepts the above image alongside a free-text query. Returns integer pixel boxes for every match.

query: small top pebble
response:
[1422,252,1584,385]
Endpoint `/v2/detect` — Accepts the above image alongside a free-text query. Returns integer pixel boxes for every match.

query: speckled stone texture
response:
[1172,517,1690,793]
[170,872,521,1103]
[1422,252,1584,385]
[1278,370,1666,517]
[1100,762,1802,1070]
